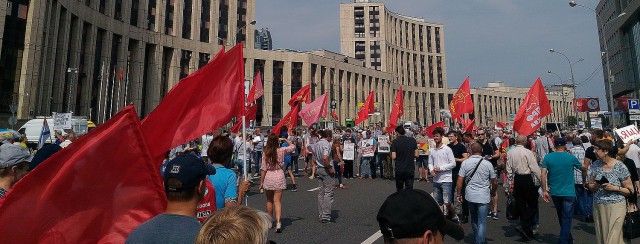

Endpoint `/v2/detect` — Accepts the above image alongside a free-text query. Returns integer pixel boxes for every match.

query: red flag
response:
[500,138,510,165]
[141,44,244,158]
[288,84,311,107]
[449,77,474,121]
[0,105,165,243]
[272,104,300,135]
[230,104,258,133]
[496,121,507,129]
[299,92,328,126]
[425,121,445,137]
[513,78,552,136]
[387,86,404,134]
[355,91,375,125]
[331,111,339,121]
[463,118,476,133]
[247,71,264,104]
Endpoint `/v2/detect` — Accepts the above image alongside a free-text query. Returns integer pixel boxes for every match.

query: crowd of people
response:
[2,122,640,244]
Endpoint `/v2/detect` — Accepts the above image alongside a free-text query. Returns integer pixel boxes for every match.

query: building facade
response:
[597,0,640,104]
[1,0,574,129]
[254,27,272,50]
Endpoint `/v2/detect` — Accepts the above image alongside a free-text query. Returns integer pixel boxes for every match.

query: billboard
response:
[574,98,599,112]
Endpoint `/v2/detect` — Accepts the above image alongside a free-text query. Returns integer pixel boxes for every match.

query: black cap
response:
[554,138,567,147]
[163,155,216,192]
[377,189,464,240]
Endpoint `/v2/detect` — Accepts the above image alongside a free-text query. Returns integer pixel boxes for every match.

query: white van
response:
[18,118,88,143]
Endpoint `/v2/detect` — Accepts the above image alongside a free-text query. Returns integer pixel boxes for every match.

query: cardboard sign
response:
[378,135,390,153]
[360,139,375,157]
[343,142,355,160]
[53,113,72,130]
[615,125,640,143]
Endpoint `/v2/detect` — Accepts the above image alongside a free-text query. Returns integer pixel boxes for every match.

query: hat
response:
[163,155,216,192]
[30,144,62,171]
[554,138,567,147]
[0,143,33,168]
[377,189,464,240]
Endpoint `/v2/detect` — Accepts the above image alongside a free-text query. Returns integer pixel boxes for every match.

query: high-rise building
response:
[596,0,640,106]
[254,28,273,50]
[340,0,448,124]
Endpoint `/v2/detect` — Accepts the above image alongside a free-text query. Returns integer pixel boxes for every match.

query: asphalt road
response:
[245,173,597,244]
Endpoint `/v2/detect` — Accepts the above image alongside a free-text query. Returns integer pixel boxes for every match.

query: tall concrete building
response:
[254,28,272,50]
[0,0,574,129]
[340,0,449,124]
[595,0,640,111]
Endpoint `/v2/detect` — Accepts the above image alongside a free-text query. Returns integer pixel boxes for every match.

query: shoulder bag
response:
[464,158,484,187]
[624,183,640,239]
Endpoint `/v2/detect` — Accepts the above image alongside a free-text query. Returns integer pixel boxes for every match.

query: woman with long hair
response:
[259,134,296,233]
[331,138,347,189]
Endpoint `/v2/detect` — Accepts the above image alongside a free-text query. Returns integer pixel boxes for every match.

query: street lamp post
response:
[547,71,569,126]
[549,49,578,124]
[217,20,257,46]
[569,1,626,128]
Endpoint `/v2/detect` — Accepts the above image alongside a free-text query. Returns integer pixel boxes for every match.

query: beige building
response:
[1,0,575,129]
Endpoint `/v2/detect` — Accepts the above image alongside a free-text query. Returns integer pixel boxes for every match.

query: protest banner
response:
[361,138,375,157]
[53,112,72,130]
[343,142,355,160]
[615,125,640,143]
[378,135,390,153]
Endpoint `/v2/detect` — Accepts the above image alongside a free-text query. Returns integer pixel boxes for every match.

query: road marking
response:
[362,230,382,244]
[307,187,321,192]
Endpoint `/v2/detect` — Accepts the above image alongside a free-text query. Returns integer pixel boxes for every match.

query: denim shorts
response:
[416,155,428,167]
[433,182,453,205]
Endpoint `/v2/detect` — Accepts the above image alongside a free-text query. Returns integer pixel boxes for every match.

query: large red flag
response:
[449,77,474,121]
[299,92,328,126]
[0,105,165,243]
[247,71,264,104]
[331,111,339,121]
[513,77,552,136]
[425,121,445,137]
[495,121,507,129]
[141,44,244,158]
[355,91,375,125]
[387,86,404,134]
[288,84,311,107]
[230,103,258,133]
[272,104,300,135]
[463,118,477,133]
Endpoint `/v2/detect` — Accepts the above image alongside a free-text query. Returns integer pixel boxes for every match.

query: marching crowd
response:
[2,123,640,244]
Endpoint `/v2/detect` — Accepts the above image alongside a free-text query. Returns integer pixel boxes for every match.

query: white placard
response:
[360,138,375,157]
[615,125,640,143]
[53,113,72,130]
[378,135,390,153]
[343,142,355,160]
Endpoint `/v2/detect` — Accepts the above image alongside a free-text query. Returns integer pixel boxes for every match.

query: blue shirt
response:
[541,152,582,197]
[207,165,238,210]
[126,214,200,244]
[590,160,631,204]
[282,141,292,163]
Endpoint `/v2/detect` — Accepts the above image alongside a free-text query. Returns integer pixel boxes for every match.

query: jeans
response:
[433,182,453,205]
[395,171,414,191]
[468,201,489,244]
[551,196,575,244]
[291,155,299,175]
[361,157,372,177]
[333,161,343,185]
[575,184,593,217]
[252,151,263,173]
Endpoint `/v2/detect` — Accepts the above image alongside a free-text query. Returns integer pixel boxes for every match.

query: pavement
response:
[245,172,597,244]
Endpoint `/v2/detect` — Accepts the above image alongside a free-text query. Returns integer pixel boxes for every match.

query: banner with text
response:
[615,125,640,143]
[53,113,72,130]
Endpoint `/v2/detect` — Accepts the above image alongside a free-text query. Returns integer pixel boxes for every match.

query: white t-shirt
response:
[252,135,264,151]
[60,140,72,148]
[201,134,214,157]
[626,143,640,168]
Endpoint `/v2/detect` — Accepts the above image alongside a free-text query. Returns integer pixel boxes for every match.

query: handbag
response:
[624,184,640,239]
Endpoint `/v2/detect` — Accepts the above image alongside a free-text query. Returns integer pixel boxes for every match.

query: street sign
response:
[630,110,640,115]
[628,99,640,110]
[631,115,640,121]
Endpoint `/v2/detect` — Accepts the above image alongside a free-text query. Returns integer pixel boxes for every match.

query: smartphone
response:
[596,176,609,185]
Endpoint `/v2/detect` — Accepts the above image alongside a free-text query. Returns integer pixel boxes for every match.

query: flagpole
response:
[242,80,248,206]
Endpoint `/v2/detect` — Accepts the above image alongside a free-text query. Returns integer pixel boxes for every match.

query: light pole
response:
[549,49,579,124]
[217,20,256,46]
[547,70,569,125]
[569,1,626,128]
[66,67,79,113]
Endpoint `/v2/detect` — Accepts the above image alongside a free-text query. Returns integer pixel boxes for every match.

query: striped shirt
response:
[571,146,586,184]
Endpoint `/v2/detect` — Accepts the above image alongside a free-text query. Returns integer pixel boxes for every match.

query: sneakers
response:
[253,173,259,177]
[516,226,534,241]
[488,211,493,218]
[532,226,539,235]
[309,176,315,179]
[339,184,348,189]
[492,212,499,220]
[291,184,298,192]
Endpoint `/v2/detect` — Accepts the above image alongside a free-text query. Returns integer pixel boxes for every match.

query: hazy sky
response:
[255,0,608,106]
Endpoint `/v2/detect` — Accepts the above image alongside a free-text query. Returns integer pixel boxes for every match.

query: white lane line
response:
[362,230,382,244]
[307,187,321,192]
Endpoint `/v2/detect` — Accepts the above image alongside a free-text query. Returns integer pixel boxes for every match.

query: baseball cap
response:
[554,138,567,147]
[163,155,216,192]
[377,189,464,240]
[0,143,33,168]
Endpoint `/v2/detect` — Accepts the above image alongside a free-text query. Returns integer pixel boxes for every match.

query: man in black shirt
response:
[476,129,500,220]
[448,131,469,223]
[391,126,419,192]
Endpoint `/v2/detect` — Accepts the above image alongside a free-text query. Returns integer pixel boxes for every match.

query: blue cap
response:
[163,155,216,192]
